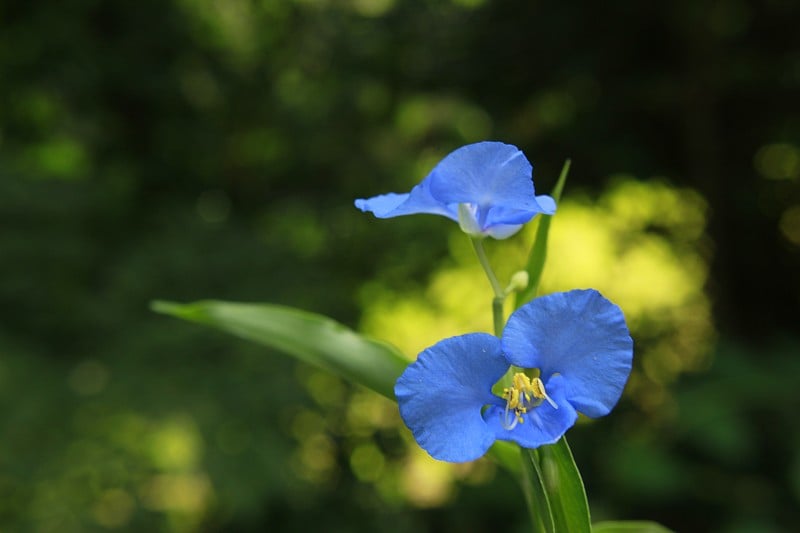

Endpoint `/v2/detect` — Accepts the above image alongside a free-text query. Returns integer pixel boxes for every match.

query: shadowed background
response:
[1,0,799,531]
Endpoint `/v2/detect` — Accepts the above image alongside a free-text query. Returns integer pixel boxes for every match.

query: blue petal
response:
[427,142,541,213]
[534,194,557,215]
[354,193,409,217]
[483,375,578,448]
[481,198,556,238]
[502,290,633,418]
[484,223,524,240]
[354,178,456,220]
[482,195,556,231]
[395,333,507,462]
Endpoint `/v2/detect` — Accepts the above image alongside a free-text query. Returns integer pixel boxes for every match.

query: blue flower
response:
[394,289,633,462]
[355,141,556,239]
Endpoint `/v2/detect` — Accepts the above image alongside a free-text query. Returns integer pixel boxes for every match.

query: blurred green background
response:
[2,0,799,531]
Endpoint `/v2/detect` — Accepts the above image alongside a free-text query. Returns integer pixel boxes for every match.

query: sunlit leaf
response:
[152,300,524,474]
[521,448,555,533]
[151,300,407,400]
[538,436,591,533]
[592,521,674,533]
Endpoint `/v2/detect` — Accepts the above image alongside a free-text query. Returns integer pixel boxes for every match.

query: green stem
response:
[491,296,504,338]
[469,239,557,533]
[470,237,505,336]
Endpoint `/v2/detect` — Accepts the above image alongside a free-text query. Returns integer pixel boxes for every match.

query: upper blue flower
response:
[355,141,556,239]
[394,289,633,462]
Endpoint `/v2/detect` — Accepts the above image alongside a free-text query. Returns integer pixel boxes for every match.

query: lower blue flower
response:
[394,289,633,462]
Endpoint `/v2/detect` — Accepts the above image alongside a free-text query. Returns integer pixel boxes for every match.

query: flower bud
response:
[506,271,530,293]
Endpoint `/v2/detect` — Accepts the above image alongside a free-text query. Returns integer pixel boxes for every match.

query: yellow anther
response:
[501,372,559,430]
[530,376,559,409]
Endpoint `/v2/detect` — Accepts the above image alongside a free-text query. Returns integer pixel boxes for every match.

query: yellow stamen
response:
[501,372,558,430]
[530,376,559,409]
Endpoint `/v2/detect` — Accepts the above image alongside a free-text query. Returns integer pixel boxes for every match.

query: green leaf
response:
[515,159,570,308]
[538,436,591,533]
[151,300,407,400]
[151,299,523,474]
[592,521,675,533]
[521,448,555,533]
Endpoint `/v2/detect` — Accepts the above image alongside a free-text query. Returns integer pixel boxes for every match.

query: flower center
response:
[500,372,558,430]
[457,203,483,236]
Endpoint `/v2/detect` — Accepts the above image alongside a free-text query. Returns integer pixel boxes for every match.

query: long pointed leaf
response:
[152,299,524,473]
[151,300,407,400]
[538,436,591,533]
[592,521,674,533]
[521,448,555,533]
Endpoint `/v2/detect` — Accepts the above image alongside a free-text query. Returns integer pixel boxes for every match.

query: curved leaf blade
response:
[522,448,556,533]
[151,300,407,400]
[539,436,591,533]
[151,299,523,474]
[592,521,674,533]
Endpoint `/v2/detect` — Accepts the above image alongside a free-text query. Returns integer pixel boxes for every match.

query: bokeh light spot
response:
[91,489,135,529]
[779,205,800,246]
[350,0,395,17]
[68,360,109,396]
[23,138,89,180]
[139,473,212,513]
[148,417,204,471]
[401,447,455,507]
[350,443,386,482]
[755,143,800,181]
[395,95,492,142]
